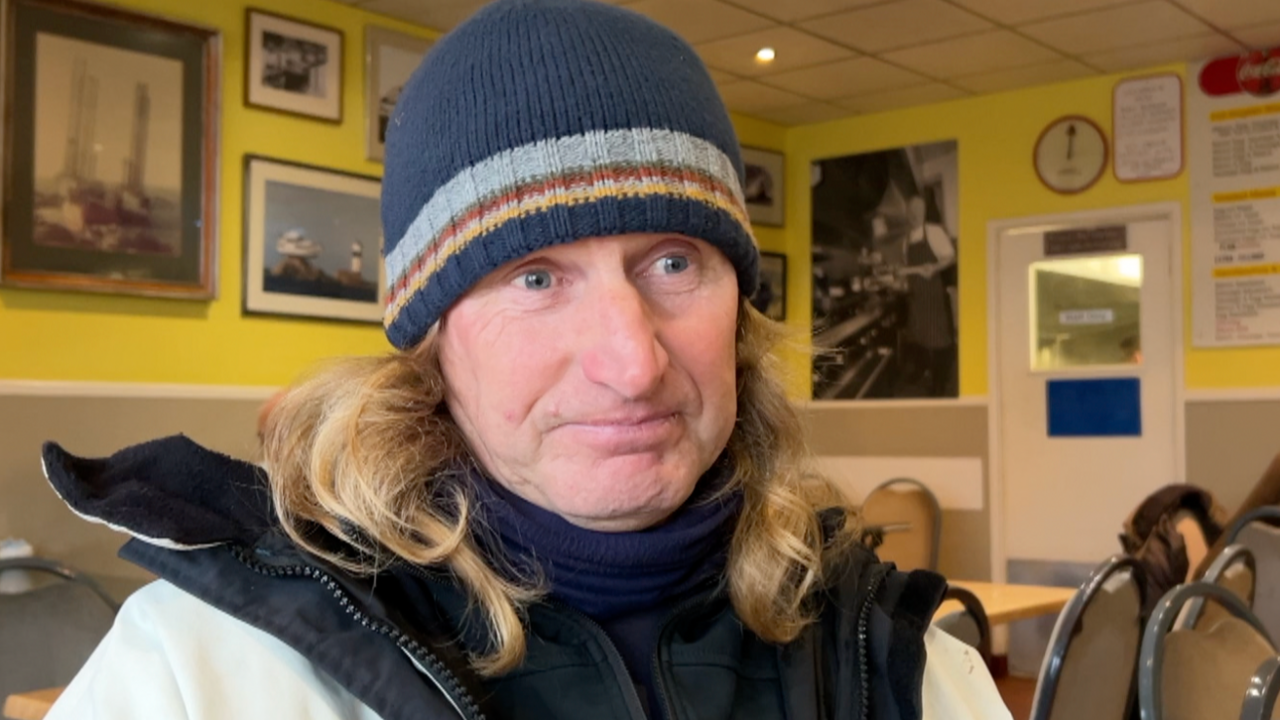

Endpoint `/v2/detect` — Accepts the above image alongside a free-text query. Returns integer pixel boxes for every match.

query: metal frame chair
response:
[1177,544,1256,631]
[860,477,942,571]
[1030,554,1147,720]
[1139,581,1276,720]
[1240,656,1280,720]
[1226,506,1280,546]
[0,558,119,613]
[936,584,991,663]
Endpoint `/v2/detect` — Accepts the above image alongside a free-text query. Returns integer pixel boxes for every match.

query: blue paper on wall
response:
[1046,378,1141,437]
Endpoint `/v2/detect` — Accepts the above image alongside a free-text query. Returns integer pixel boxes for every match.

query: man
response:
[900,195,957,397]
[41,2,1006,718]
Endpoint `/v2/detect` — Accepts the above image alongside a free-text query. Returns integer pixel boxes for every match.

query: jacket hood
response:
[42,435,276,550]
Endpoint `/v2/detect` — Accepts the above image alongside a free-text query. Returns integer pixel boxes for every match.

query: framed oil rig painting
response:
[242,155,383,324]
[1,0,219,299]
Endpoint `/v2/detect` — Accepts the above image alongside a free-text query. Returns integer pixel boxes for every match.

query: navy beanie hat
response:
[381,0,760,350]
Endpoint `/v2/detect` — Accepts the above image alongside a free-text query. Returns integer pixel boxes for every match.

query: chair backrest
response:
[934,584,991,662]
[859,478,941,572]
[1239,655,1280,720]
[1226,507,1280,641]
[1139,581,1277,720]
[1177,544,1256,632]
[0,558,118,699]
[1030,554,1146,720]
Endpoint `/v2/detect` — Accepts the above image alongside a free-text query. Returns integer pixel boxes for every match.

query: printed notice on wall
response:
[1190,48,1280,347]
[1114,74,1183,182]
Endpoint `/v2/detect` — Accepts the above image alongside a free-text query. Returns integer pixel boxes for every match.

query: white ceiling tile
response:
[1172,0,1280,31]
[625,0,775,45]
[724,0,883,23]
[758,57,931,100]
[1083,33,1246,73]
[1020,1,1213,56]
[1231,22,1280,51]
[951,58,1097,94]
[715,80,811,112]
[697,27,856,77]
[881,30,1062,78]
[751,102,853,126]
[834,83,968,113]
[946,0,1135,25]
[359,0,490,31]
[798,0,993,53]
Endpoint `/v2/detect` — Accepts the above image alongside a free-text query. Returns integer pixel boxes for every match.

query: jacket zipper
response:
[856,567,888,720]
[649,593,715,720]
[543,599,652,720]
[232,548,484,720]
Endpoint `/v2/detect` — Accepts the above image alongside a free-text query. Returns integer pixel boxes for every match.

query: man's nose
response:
[578,281,669,399]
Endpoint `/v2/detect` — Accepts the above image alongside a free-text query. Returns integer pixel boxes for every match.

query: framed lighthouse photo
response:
[1,0,219,299]
[242,155,384,323]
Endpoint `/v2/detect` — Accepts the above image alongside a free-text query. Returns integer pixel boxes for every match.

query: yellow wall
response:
[785,65,1280,396]
[0,0,786,387]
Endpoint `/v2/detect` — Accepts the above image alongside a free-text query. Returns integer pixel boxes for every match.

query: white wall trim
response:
[0,380,279,401]
[1185,387,1280,403]
[803,396,989,410]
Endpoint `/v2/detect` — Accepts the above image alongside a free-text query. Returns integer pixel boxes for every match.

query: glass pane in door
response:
[1030,254,1143,370]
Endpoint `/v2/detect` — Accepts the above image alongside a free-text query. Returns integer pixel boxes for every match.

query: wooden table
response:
[935,580,1077,625]
[3,687,62,720]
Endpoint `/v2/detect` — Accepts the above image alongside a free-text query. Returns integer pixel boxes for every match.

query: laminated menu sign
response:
[1190,48,1280,347]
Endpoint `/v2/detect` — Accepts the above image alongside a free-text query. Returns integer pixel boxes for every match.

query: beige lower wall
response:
[802,403,992,582]
[1185,399,1280,511]
[0,393,263,600]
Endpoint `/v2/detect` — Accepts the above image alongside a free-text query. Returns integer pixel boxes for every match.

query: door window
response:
[1029,254,1143,370]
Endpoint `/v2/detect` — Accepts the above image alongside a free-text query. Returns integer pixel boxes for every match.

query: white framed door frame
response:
[985,202,1187,584]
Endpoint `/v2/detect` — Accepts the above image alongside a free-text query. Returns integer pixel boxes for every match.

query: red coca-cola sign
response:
[1200,47,1280,97]
[1238,49,1280,96]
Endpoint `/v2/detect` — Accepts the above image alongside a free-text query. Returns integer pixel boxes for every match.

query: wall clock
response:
[1034,115,1108,194]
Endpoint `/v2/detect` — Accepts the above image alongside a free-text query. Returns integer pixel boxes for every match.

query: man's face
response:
[438,233,741,532]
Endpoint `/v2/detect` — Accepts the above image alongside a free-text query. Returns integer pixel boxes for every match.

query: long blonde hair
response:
[261,299,857,675]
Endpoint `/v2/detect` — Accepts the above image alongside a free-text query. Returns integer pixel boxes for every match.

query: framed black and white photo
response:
[811,140,959,401]
[243,156,383,322]
[741,146,784,227]
[245,9,343,122]
[1,0,219,299]
[751,251,787,322]
[365,26,432,162]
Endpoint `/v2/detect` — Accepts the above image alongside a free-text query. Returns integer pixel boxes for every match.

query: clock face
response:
[1034,116,1108,194]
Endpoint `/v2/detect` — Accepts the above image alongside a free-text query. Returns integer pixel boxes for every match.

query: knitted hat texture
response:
[380,0,759,349]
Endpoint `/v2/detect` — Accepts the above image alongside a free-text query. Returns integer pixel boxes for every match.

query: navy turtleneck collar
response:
[468,461,743,621]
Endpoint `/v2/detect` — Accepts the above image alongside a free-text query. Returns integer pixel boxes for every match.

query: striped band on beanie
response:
[380,0,760,350]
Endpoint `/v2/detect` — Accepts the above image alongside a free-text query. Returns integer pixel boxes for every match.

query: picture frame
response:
[365,26,433,162]
[751,251,787,321]
[1,0,219,299]
[245,9,343,122]
[243,155,383,323]
[740,146,785,227]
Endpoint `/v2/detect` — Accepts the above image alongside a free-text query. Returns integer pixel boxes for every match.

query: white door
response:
[995,207,1182,569]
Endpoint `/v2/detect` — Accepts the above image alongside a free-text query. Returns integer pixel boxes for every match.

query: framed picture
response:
[741,146,785,227]
[365,26,433,162]
[1,0,219,298]
[245,9,342,122]
[751,251,787,321]
[243,155,383,323]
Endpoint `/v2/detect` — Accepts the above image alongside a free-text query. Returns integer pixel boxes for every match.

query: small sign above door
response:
[1044,225,1128,256]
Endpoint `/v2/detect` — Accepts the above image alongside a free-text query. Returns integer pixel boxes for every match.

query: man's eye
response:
[522,269,553,290]
[660,256,690,274]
